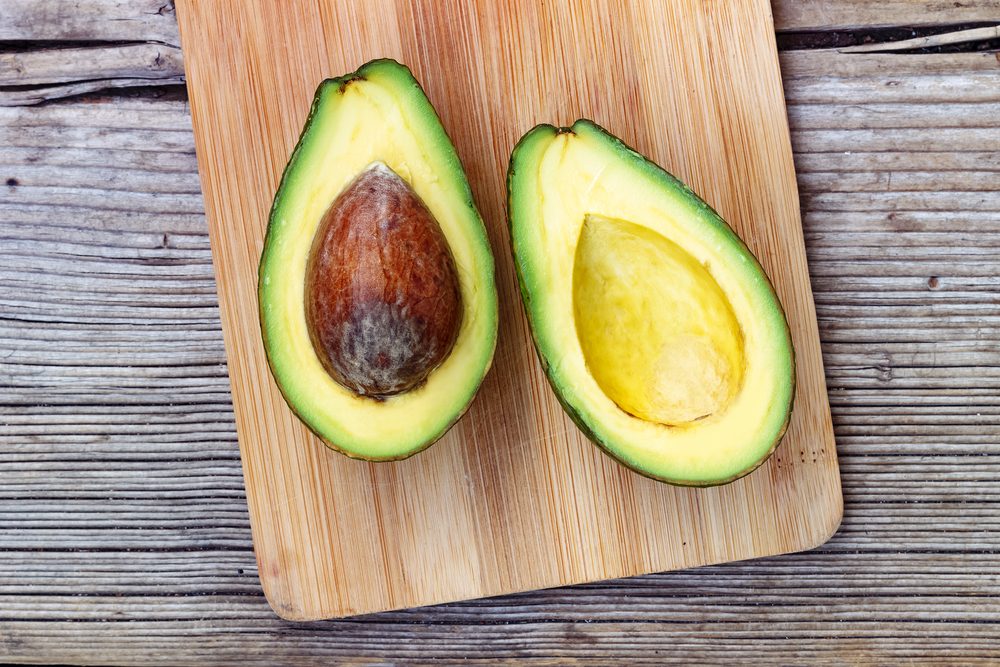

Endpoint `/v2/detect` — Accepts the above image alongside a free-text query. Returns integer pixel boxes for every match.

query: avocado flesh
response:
[574,214,746,426]
[508,120,794,485]
[259,59,498,461]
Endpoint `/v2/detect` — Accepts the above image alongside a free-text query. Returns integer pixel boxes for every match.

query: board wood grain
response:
[174,0,841,620]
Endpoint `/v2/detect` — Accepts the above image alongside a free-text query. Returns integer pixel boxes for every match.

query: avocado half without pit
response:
[508,120,795,486]
[259,59,498,461]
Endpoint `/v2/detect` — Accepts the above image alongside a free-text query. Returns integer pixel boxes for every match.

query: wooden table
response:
[1,1,998,663]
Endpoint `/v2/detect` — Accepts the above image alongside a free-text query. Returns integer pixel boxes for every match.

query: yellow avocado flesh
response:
[509,121,794,485]
[259,60,497,460]
[574,214,745,426]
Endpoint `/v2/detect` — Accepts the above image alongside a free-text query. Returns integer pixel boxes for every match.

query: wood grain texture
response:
[3,1,998,106]
[174,0,840,620]
[0,0,181,44]
[0,43,184,107]
[774,0,1000,29]
[2,0,997,45]
[1,46,998,662]
[1,0,999,663]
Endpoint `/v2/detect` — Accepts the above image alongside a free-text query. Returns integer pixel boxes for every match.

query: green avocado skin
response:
[506,119,795,487]
[258,59,498,461]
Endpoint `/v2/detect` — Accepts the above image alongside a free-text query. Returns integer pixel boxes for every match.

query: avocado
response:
[507,120,794,486]
[259,59,498,461]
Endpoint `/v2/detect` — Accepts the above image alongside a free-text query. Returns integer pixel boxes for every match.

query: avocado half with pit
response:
[259,59,498,460]
[508,120,794,486]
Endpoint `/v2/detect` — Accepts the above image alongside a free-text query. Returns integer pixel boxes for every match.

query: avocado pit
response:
[304,163,463,398]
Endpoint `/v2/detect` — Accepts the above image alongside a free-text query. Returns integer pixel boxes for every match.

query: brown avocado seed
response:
[304,163,463,398]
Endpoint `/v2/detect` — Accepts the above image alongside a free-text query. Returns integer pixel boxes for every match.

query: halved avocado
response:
[259,59,498,461]
[507,120,794,486]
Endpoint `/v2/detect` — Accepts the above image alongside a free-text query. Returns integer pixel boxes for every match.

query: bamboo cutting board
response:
[176,0,842,620]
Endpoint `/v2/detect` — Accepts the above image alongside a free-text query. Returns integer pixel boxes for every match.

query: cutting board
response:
[175,0,842,620]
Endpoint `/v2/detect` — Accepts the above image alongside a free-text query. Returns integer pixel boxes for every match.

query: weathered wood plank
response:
[0,0,181,44]
[0,620,999,666]
[1,77,184,107]
[774,1,1000,30]
[0,45,182,87]
[1,0,997,46]
[780,50,1000,79]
